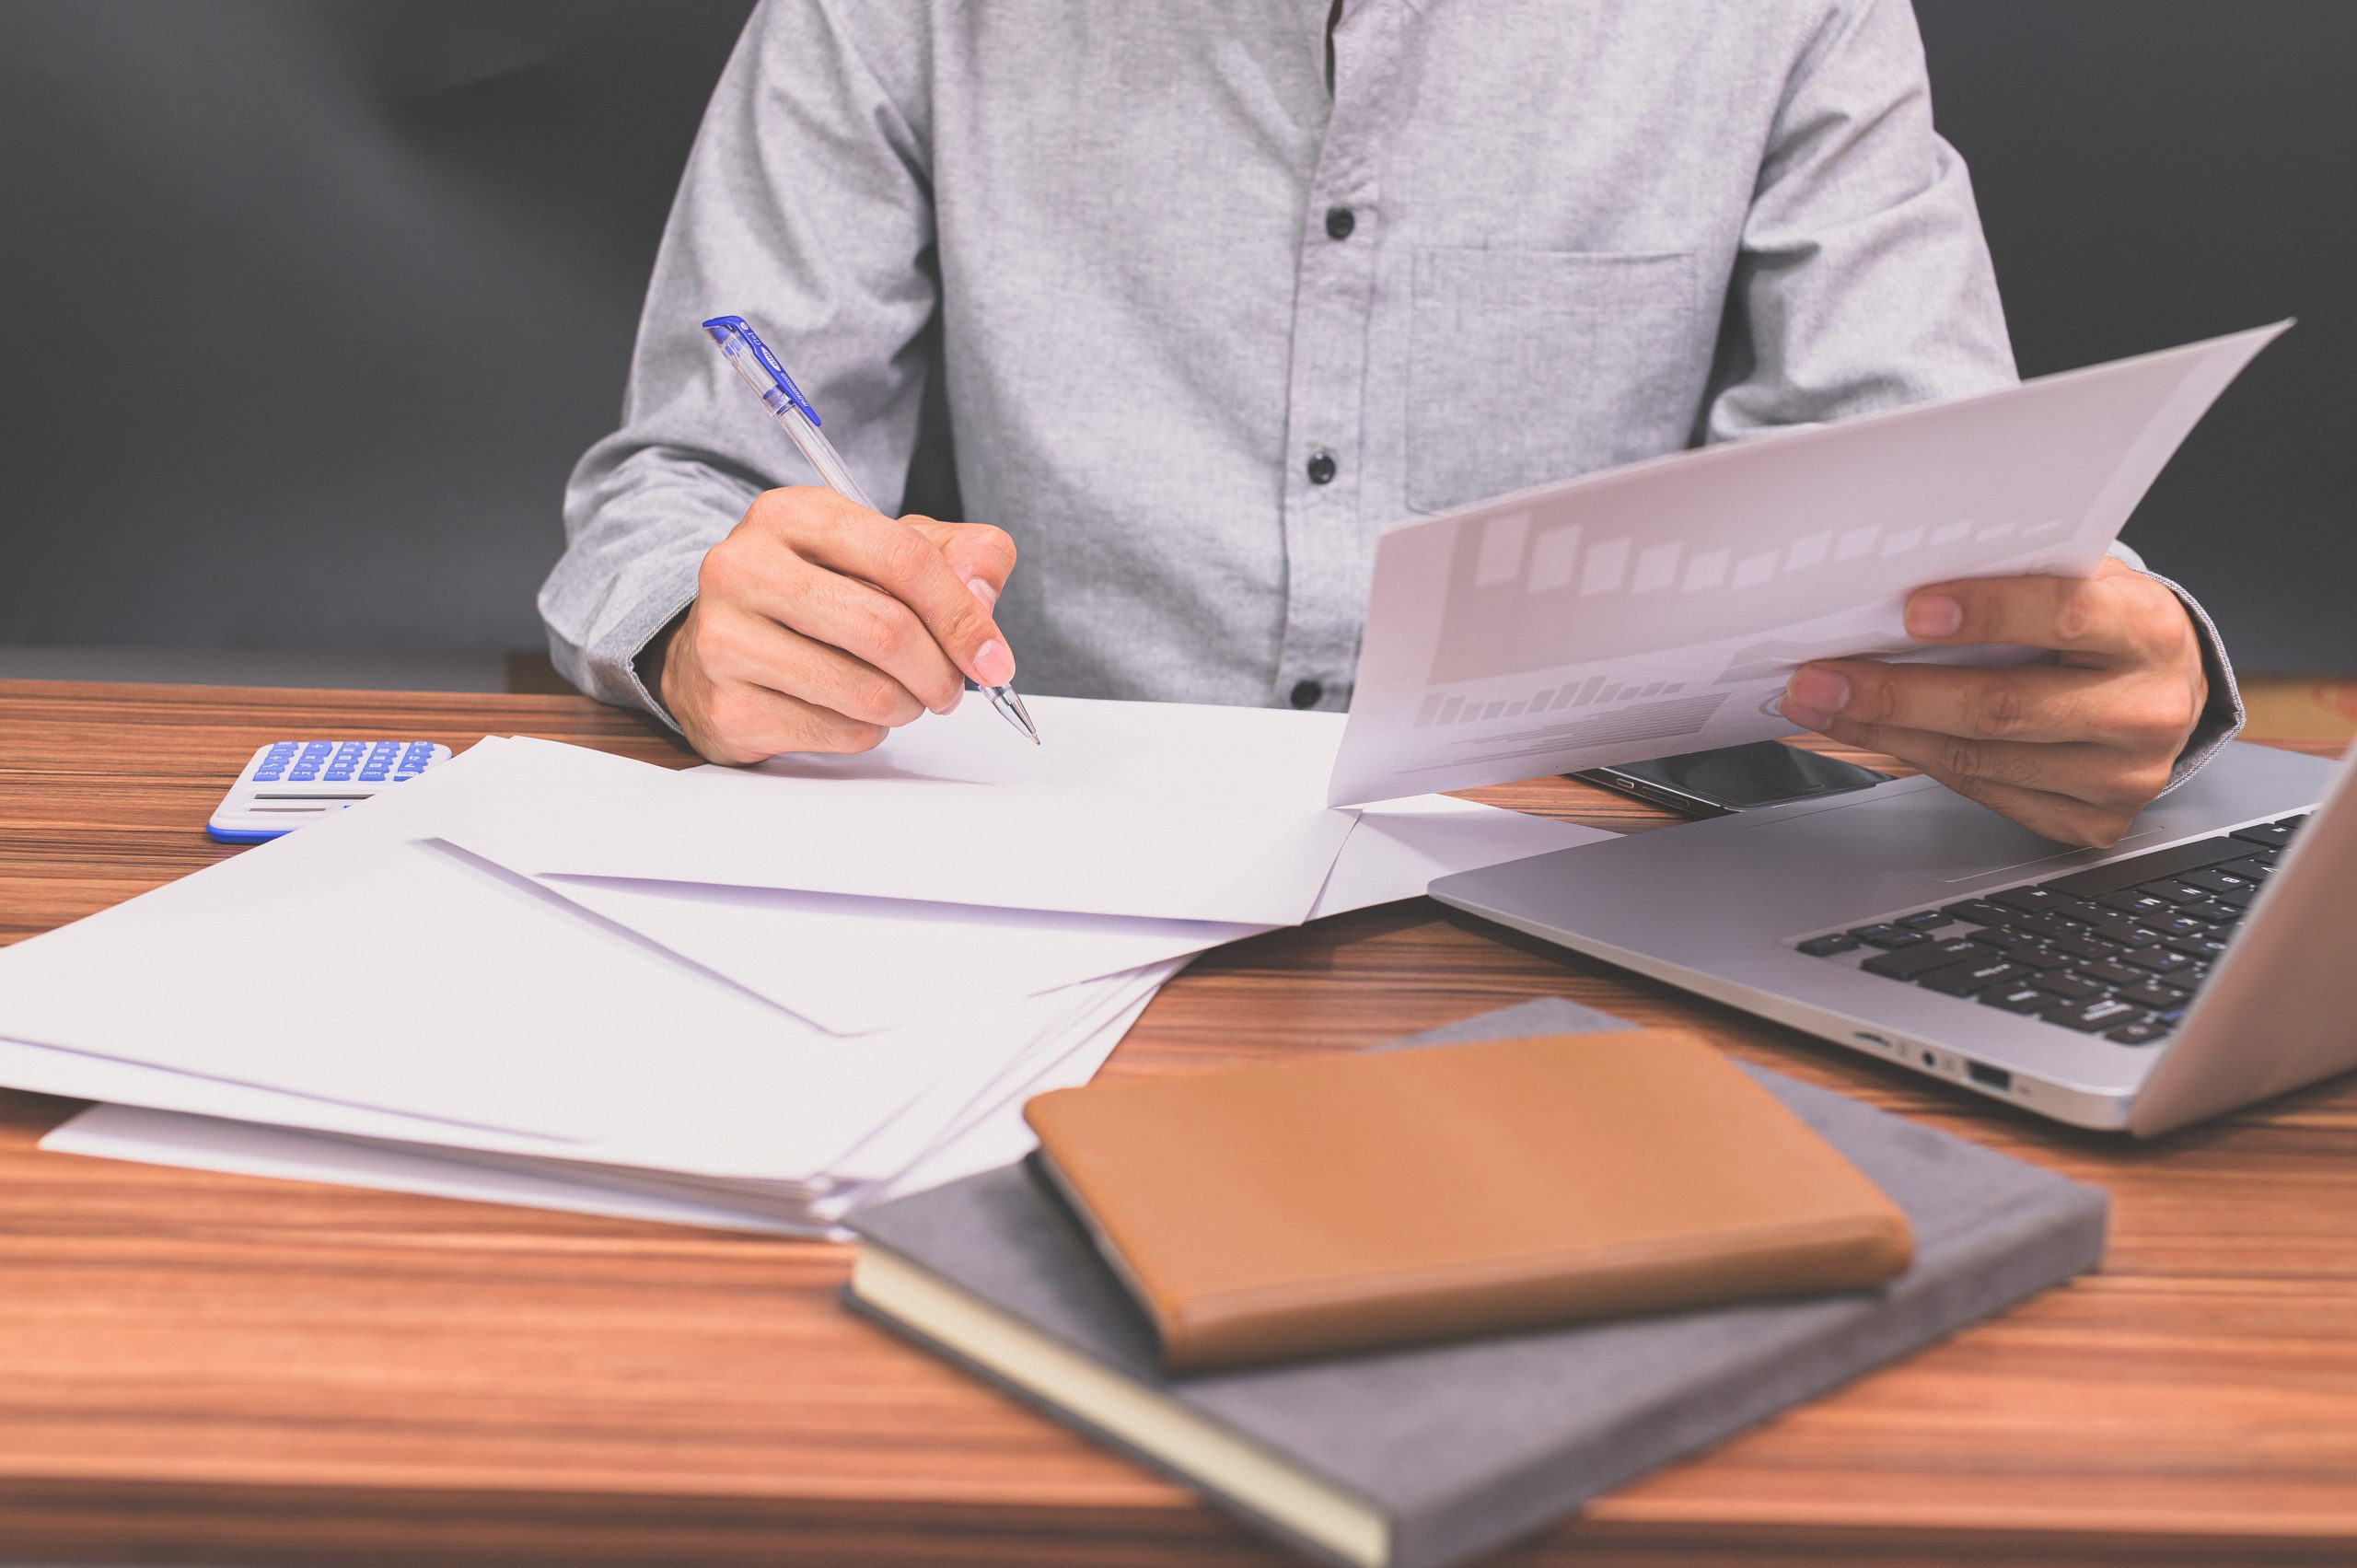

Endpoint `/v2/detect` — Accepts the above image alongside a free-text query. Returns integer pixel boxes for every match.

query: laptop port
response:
[1967,1061,2013,1092]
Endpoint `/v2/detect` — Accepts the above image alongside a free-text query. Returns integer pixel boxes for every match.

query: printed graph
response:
[1422,369,2158,689]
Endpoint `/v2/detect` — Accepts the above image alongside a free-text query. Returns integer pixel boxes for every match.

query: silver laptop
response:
[1430,740,2355,1134]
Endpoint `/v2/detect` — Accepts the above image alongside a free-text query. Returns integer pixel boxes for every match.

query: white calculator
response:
[206,739,451,843]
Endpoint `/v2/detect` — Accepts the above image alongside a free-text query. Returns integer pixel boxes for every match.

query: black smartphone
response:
[1573,741,1891,819]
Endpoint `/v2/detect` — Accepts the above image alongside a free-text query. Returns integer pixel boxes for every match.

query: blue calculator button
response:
[358,771,388,783]
[288,770,319,782]
[254,770,284,783]
[323,769,353,781]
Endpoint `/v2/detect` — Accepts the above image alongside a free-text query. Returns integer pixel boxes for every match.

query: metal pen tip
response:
[989,685,1040,745]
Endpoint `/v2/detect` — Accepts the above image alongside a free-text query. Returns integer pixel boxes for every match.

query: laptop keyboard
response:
[1795,813,2309,1046]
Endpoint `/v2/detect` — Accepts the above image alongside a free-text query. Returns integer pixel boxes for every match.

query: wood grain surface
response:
[0,678,2350,1568]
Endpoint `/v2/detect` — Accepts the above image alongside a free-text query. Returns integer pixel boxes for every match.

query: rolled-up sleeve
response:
[539,0,939,724]
[1706,0,2240,780]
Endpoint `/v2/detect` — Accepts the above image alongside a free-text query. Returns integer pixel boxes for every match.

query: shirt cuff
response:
[583,559,702,737]
[2140,567,2245,793]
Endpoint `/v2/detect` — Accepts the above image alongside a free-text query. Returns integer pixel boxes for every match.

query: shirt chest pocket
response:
[1406,247,1702,515]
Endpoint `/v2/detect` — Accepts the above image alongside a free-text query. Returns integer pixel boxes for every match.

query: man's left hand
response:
[1778,558,2209,848]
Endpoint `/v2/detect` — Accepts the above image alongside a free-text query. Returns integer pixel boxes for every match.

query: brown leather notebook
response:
[1021,1028,1913,1372]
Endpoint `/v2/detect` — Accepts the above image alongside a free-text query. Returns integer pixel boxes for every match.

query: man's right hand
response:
[649,487,1019,763]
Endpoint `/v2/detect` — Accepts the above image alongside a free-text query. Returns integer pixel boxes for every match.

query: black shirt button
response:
[1290,679,1324,709]
[1306,449,1337,485]
[1324,205,1355,240]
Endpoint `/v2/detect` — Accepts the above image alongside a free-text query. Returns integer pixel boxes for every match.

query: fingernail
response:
[973,639,1015,686]
[965,576,999,610]
[1907,593,1963,638]
[1779,699,1835,733]
[1784,667,1850,714]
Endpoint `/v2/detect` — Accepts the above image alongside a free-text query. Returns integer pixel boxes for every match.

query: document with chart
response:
[1328,322,2287,805]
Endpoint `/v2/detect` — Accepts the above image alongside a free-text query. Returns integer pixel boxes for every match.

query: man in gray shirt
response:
[544,0,2236,847]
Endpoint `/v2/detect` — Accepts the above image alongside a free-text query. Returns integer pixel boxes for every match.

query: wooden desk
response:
[1,679,2351,1568]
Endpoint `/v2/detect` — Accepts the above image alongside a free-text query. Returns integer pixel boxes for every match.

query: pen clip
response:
[701,314,823,427]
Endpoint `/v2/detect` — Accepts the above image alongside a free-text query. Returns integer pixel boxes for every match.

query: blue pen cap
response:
[702,314,822,426]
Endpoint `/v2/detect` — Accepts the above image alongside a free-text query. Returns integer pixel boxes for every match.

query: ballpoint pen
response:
[701,313,1039,745]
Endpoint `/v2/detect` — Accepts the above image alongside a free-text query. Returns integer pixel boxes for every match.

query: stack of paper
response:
[0,698,1607,1236]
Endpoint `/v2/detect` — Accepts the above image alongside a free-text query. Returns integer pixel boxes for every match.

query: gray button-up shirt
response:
[545,0,2240,768]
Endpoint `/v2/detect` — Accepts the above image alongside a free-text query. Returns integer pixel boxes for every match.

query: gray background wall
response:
[1,0,2349,673]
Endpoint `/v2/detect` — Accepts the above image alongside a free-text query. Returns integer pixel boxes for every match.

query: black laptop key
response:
[2218,856,2273,880]
[2041,833,2260,898]
[1940,899,2012,926]
[1897,910,1954,931]
[2089,919,2163,947]
[1979,982,2052,1015]
[1862,936,1984,979]
[1798,932,1862,957]
[2074,958,2143,986]
[2006,912,2087,943]
[2208,882,2258,910]
[2228,819,2300,850]
[1918,957,2028,996]
[2118,980,2189,1009]
[1849,924,1927,950]
[2049,934,2122,962]
[2148,913,2212,937]
[2030,970,2104,1002]
[2164,934,2230,960]
[1968,927,2066,962]
[2043,997,2150,1033]
[2106,1020,2173,1045]
[1989,886,2071,914]
[2096,890,2177,919]
[2138,880,2208,906]
[2176,866,2256,897]
[2122,946,2196,974]
[2008,946,2069,971]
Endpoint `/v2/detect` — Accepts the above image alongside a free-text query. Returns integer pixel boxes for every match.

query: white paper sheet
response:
[0,952,1166,1183]
[41,1104,821,1236]
[0,738,1120,1148]
[38,963,1171,1237]
[1328,322,2289,804]
[837,981,1163,1216]
[0,738,829,1138]
[459,695,1358,925]
[475,795,1608,1034]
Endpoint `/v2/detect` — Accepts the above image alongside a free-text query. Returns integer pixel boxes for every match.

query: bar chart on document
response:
[1326,321,2287,805]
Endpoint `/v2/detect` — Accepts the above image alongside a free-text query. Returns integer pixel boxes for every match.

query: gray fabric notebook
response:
[844,999,2108,1568]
